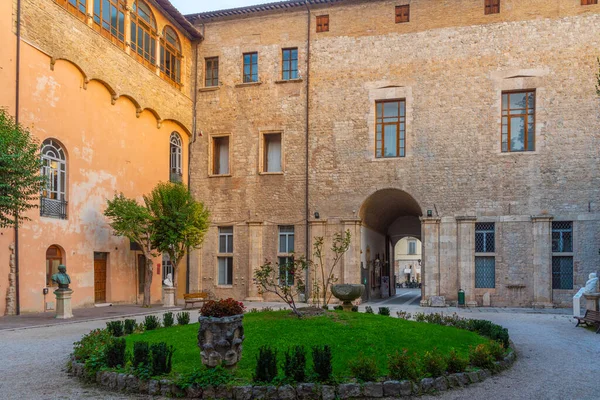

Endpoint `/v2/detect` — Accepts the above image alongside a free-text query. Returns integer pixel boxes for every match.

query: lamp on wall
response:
[427,210,433,217]
[314,211,320,219]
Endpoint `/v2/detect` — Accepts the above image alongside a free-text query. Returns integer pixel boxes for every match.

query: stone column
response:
[54,289,73,319]
[342,219,361,285]
[456,216,478,307]
[124,0,132,54]
[532,215,554,308]
[162,286,175,307]
[245,221,263,301]
[420,217,441,306]
[5,243,16,316]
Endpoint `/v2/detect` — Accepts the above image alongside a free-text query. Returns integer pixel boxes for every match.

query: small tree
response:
[311,230,352,307]
[144,182,210,290]
[0,109,44,228]
[254,257,307,318]
[104,194,156,307]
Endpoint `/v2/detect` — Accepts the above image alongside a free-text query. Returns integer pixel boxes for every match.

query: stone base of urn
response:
[198,314,245,368]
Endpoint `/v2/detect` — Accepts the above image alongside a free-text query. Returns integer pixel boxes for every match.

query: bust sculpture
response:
[163,273,173,287]
[583,272,599,294]
[51,264,71,290]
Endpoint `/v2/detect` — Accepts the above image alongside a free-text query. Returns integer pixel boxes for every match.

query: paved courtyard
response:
[0,302,597,400]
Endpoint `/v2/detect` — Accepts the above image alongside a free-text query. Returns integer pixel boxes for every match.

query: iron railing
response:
[40,197,67,219]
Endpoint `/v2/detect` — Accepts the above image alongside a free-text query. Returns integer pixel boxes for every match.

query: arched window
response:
[93,0,126,47]
[41,139,68,219]
[160,26,182,85]
[170,132,183,182]
[46,245,64,287]
[130,0,157,68]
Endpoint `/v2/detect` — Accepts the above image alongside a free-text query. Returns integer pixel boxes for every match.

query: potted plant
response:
[198,298,246,368]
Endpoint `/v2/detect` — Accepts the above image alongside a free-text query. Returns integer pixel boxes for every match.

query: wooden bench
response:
[183,292,210,309]
[574,310,600,333]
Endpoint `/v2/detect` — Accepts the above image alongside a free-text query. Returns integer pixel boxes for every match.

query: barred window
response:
[475,223,495,288]
[475,257,496,289]
[41,139,68,219]
[552,222,573,290]
[218,227,233,285]
[475,223,495,253]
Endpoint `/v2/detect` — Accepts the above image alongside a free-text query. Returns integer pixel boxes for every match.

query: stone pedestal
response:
[54,289,73,319]
[163,286,176,307]
[583,293,600,312]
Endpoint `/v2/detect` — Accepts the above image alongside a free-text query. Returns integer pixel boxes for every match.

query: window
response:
[243,52,258,83]
[376,100,406,158]
[582,0,598,5]
[502,90,535,152]
[552,222,573,290]
[205,57,219,87]
[395,5,410,23]
[408,240,417,255]
[316,15,329,32]
[162,253,173,282]
[56,0,87,21]
[485,0,500,15]
[41,139,68,219]
[212,136,230,175]
[46,245,63,287]
[169,132,183,182]
[475,223,495,288]
[93,0,126,47]
[160,26,182,85]
[278,226,295,285]
[218,227,233,285]
[282,48,298,80]
[263,133,282,173]
[130,0,157,68]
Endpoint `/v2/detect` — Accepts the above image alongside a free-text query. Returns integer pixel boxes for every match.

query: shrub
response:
[200,298,245,318]
[396,311,412,320]
[104,337,127,368]
[311,345,333,383]
[73,328,112,362]
[486,340,506,361]
[348,352,379,382]
[446,349,468,374]
[414,312,426,322]
[150,342,175,375]
[144,315,160,331]
[253,345,278,383]
[163,312,174,328]
[422,348,447,378]
[365,306,374,314]
[467,319,510,348]
[106,320,124,337]
[469,344,495,370]
[133,341,150,367]
[424,313,444,325]
[283,345,307,383]
[387,349,422,382]
[177,366,234,389]
[351,305,359,312]
[249,308,259,313]
[334,305,343,311]
[378,307,390,316]
[124,319,136,335]
[176,311,191,325]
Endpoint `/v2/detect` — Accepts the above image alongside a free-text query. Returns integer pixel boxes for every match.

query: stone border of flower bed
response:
[69,349,516,399]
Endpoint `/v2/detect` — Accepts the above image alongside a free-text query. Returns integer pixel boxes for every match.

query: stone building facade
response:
[187,0,600,308]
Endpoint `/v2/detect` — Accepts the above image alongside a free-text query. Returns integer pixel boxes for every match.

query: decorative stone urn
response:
[331,284,365,311]
[198,314,245,368]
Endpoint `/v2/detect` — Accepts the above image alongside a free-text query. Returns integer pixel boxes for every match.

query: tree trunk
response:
[143,255,154,307]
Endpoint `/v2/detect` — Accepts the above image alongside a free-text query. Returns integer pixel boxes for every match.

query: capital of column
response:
[455,216,477,223]
[420,217,441,224]
[531,215,554,222]
[247,221,264,226]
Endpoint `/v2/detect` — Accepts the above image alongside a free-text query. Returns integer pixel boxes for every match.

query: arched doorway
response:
[46,245,64,287]
[359,189,422,303]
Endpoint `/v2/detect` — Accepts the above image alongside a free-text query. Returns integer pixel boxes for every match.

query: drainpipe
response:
[304,2,311,300]
[13,0,22,316]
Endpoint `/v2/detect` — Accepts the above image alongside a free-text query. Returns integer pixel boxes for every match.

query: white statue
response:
[163,273,173,287]
[583,272,599,294]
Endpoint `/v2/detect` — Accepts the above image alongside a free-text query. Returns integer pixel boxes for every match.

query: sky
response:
[169,0,267,14]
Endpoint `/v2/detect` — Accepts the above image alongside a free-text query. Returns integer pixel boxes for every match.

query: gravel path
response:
[0,309,597,399]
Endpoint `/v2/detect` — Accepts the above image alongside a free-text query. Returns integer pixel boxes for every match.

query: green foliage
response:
[150,342,175,375]
[144,315,161,331]
[351,305,359,312]
[163,312,174,328]
[283,346,306,383]
[365,306,374,314]
[321,304,329,310]
[467,320,510,348]
[396,311,412,320]
[253,345,278,383]
[387,349,422,382]
[333,305,343,311]
[0,109,45,228]
[348,352,379,382]
[177,366,234,389]
[378,307,390,316]
[254,257,308,318]
[469,344,495,370]
[106,320,124,337]
[486,340,506,361]
[311,345,333,383]
[176,312,190,325]
[124,319,137,335]
[421,348,447,377]
[446,349,469,374]
[73,329,112,379]
[200,298,245,318]
[105,337,127,368]
[133,341,150,367]
[310,230,352,306]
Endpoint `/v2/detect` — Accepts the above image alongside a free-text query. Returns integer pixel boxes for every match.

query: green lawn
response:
[126,310,487,381]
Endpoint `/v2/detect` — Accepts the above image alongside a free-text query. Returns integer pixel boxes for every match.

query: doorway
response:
[94,252,108,303]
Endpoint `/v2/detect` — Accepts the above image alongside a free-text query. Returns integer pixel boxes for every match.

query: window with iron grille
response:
[552,221,573,289]
[205,57,219,87]
[475,223,495,288]
[316,15,329,32]
[40,139,68,219]
[502,90,535,152]
[218,227,234,285]
[376,100,406,158]
[395,5,410,23]
[278,226,295,285]
[282,48,299,80]
[243,52,258,83]
[485,0,500,15]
